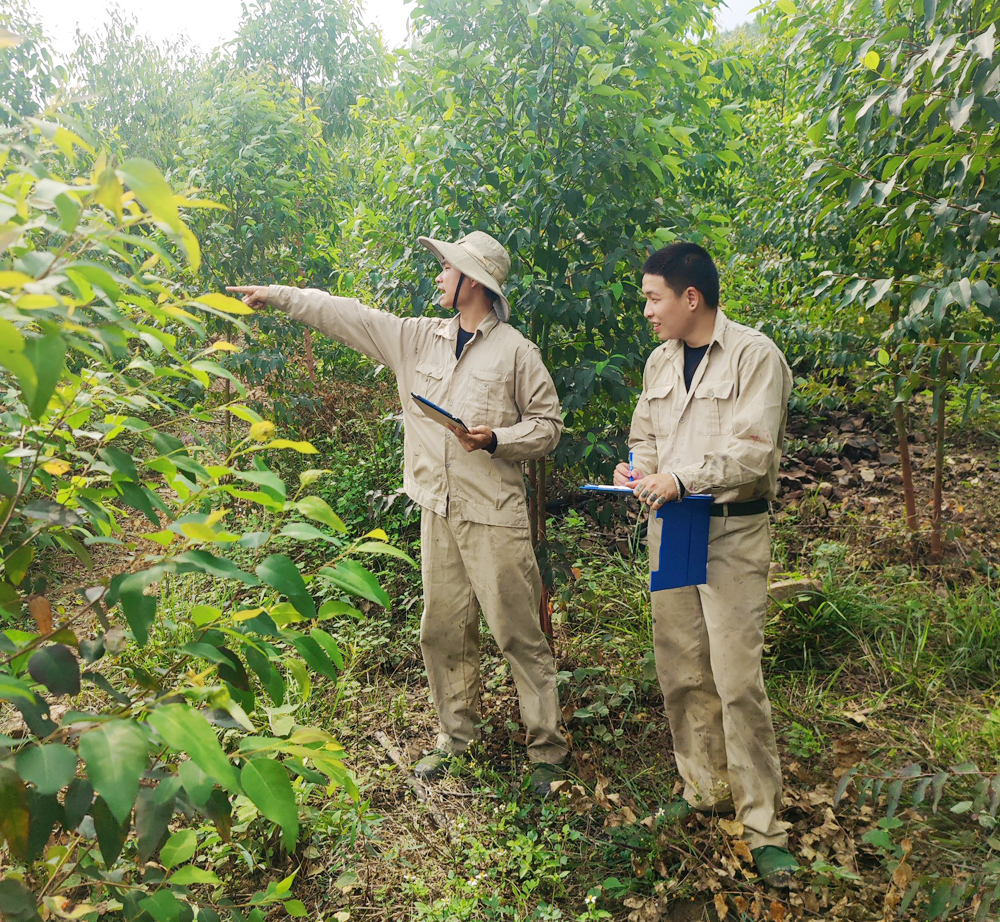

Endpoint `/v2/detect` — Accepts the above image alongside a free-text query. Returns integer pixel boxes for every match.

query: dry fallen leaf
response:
[29,595,53,634]
[714,892,729,919]
[733,840,754,864]
[768,900,786,922]
[718,818,745,837]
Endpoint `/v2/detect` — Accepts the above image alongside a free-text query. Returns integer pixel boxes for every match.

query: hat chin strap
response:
[451,272,465,310]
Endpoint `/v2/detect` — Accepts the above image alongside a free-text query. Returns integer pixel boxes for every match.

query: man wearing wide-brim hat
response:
[228,230,570,794]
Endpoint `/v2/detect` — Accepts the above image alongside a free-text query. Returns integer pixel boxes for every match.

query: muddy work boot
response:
[526,761,568,798]
[412,749,454,781]
[752,845,800,888]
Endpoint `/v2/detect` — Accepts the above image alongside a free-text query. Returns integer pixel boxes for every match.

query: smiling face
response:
[642,273,697,341]
[435,263,463,310]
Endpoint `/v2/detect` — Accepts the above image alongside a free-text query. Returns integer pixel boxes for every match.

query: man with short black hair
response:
[228,230,569,796]
[614,241,798,885]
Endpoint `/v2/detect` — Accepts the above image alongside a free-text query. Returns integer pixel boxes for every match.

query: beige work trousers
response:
[649,511,787,849]
[419,506,568,765]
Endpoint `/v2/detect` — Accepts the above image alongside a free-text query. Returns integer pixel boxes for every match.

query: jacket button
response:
[708,389,714,397]
[680,417,685,423]
[445,463,451,469]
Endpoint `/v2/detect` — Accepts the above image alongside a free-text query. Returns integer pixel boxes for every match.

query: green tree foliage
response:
[234,0,390,137]
[350,0,741,468]
[753,0,1000,551]
[69,11,212,169]
[0,104,409,921]
[0,1,63,127]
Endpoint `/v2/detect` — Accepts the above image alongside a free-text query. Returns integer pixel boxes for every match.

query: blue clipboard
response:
[580,485,712,591]
[411,393,469,433]
[650,495,712,592]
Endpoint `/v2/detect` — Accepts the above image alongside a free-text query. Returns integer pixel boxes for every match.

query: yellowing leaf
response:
[208,340,240,352]
[161,305,200,321]
[0,27,25,47]
[179,522,224,541]
[364,529,389,542]
[229,607,265,622]
[117,158,180,232]
[194,293,254,315]
[41,459,71,475]
[260,439,318,454]
[0,270,34,289]
[226,404,263,424]
[14,294,60,309]
[864,50,880,70]
[249,421,276,441]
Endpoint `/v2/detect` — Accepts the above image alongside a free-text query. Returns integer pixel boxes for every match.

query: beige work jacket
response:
[267,287,563,527]
[628,310,792,505]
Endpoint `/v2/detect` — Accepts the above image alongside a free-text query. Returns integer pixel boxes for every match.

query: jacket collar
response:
[658,308,730,358]
[434,309,501,341]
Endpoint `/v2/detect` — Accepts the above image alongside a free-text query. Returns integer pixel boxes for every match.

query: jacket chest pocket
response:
[645,384,677,436]
[465,368,508,428]
[692,379,734,436]
[415,361,447,403]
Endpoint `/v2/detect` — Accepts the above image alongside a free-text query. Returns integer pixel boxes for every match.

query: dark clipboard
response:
[411,392,469,433]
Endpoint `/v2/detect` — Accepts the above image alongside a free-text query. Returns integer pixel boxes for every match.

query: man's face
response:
[435,263,463,310]
[642,273,694,341]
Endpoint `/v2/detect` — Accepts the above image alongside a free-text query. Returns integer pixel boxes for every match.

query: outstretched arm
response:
[226,284,409,371]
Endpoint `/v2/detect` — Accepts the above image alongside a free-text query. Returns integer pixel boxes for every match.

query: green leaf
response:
[135,782,176,862]
[161,828,198,868]
[0,765,30,860]
[117,482,161,525]
[284,901,308,918]
[318,560,390,608]
[99,446,140,482]
[78,719,149,823]
[15,743,77,794]
[118,158,181,232]
[178,758,214,806]
[240,757,299,850]
[294,496,346,533]
[22,499,80,527]
[147,704,241,793]
[172,550,260,585]
[18,332,66,420]
[26,790,62,862]
[62,778,93,831]
[0,879,42,922]
[287,634,339,680]
[310,628,344,671]
[256,555,315,620]
[92,795,129,865]
[167,865,223,886]
[27,644,80,696]
[5,545,34,586]
[278,522,338,543]
[351,540,417,567]
[316,600,363,622]
[140,889,187,922]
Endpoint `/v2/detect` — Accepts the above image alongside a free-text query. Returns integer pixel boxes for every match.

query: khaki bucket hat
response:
[417,230,512,322]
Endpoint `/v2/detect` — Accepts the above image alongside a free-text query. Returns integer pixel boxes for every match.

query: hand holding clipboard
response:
[411,393,469,433]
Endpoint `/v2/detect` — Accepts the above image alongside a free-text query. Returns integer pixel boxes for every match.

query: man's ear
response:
[686,286,699,310]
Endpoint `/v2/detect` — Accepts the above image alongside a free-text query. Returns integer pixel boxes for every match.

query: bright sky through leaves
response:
[28,0,757,56]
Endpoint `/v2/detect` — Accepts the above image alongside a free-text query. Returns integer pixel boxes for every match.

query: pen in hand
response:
[628,450,635,482]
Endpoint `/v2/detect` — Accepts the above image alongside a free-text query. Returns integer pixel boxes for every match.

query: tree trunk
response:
[930,388,946,560]
[893,403,918,532]
[303,328,317,385]
[224,329,232,452]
